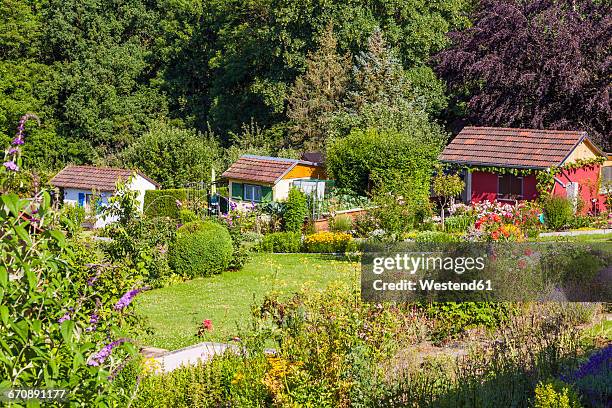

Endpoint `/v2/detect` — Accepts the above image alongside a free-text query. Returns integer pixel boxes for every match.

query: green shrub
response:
[101,215,177,286]
[534,379,582,408]
[60,203,86,233]
[424,302,516,340]
[444,214,476,233]
[143,189,206,219]
[283,187,307,232]
[329,214,353,232]
[543,196,574,230]
[326,128,442,197]
[120,121,222,189]
[1,191,142,405]
[178,209,198,223]
[169,221,233,277]
[260,232,302,253]
[353,211,379,238]
[414,230,460,243]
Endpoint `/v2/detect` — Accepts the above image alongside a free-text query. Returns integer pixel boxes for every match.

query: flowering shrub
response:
[476,216,525,241]
[218,208,258,269]
[0,116,144,404]
[303,231,353,253]
[561,344,611,407]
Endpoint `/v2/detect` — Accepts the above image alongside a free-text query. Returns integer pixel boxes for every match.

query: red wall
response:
[470,171,498,202]
[468,167,608,214]
[552,165,605,214]
[470,171,538,202]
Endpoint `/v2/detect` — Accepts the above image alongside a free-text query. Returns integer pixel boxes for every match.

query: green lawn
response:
[135,253,359,350]
[534,233,612,242]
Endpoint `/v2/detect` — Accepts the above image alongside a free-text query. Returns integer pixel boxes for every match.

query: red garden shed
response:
[439,127,610,214]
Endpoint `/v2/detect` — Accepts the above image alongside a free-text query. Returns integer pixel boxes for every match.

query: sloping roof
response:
[49,165,159,191]
[438,126,601,169]
[301,151,324,164]
[221,155,318,184]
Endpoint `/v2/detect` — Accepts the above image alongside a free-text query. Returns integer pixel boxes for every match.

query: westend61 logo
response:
[361,242,612,303]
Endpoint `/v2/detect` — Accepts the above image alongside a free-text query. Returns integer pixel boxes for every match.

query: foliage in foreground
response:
[121,283,608,407]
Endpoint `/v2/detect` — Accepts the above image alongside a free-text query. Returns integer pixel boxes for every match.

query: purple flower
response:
[88,338,128,366]
[114,287,149,311]
[3,161,18,171]
[561,345,612,382]
[7,147,19,155]
[11,137,24,146]
[58,313,71,323]
[87,269,102,286]
[86,313,99,333]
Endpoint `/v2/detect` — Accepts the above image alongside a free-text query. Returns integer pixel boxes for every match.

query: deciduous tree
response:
[436,0,611,150]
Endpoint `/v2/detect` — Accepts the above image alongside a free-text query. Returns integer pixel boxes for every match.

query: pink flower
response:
[3,161,18,171]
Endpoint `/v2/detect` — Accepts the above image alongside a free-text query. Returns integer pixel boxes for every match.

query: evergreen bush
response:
[169,221,233,277]
[543,196,574,231]
[283,188,307,232]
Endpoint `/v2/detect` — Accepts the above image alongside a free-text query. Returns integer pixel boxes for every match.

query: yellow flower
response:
[141,357,161,375]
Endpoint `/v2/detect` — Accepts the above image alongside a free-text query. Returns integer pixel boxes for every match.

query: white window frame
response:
[243,184,262,202]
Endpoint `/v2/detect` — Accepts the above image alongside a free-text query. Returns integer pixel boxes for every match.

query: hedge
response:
[169,221,233,277]
[143,189,206,219]
[260,232,302,253]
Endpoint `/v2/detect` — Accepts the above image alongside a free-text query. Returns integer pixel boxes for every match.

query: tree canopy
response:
[436,0,611,150]
[1,0,608,188]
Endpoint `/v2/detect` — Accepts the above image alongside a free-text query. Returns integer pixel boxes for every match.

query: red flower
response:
[518,259,527,269]
[203,319,213,331]
[524,248,533,257]
[491,231,500,240]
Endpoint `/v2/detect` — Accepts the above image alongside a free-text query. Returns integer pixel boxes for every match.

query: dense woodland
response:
[1,0,610,188]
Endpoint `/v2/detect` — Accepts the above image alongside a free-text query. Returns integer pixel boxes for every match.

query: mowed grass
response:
[135,253,359,350]
[534,232,612,242]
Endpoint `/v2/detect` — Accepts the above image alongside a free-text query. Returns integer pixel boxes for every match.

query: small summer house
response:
[439,126,610,213]
[50,165,159,226]
[221,155,327,209]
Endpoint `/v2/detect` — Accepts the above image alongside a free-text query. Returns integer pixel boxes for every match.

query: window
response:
[601,166,612,193]
[497,174,523,200]
[244,184,262,202]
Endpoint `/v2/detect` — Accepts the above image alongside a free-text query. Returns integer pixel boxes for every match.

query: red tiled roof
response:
[221,155,299,184]
[49,166,159,191]
[439,126,591,169]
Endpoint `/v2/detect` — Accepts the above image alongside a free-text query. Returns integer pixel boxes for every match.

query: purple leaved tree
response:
[436,0,611,150]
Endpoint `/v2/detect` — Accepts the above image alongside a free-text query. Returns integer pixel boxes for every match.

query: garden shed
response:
[439,126,609,213]
[221,154,327,209]
[50,165,159,227]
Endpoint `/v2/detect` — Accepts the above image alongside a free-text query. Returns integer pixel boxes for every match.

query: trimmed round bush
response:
[170,221,233,277]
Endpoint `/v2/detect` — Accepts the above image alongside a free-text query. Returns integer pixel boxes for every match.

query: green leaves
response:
[1,193,22,217]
